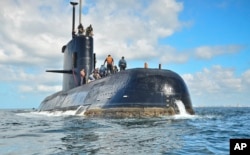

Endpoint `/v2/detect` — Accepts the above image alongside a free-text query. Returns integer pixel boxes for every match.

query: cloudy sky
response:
[0,0,249,109]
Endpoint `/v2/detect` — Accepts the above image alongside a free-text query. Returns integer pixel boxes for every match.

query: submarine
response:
[38,1,195,117]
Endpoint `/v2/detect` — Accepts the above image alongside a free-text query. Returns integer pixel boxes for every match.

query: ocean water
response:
[0,106,250,155]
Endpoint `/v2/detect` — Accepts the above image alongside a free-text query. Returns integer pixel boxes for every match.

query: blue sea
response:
[0,107,250,155]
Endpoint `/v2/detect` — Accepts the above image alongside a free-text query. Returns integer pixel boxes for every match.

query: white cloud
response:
[0,64,62,95]
[83,0,185,64]
[0,0,68,101]
[0,0,188,69]
[18,85,61,93]
[159,46,189,64]
[182,66,250,106]
[183,65,243,94]
[0,0,69,67]
[242,70,250,86]
[194,45,243,59]
[18,85,34,93]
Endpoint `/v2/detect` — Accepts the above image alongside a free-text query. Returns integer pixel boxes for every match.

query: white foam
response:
[16,105,89,118]
[75,106,87,116]
[173,100,196,119]
[31,110,78,117]
[175,100,187,115]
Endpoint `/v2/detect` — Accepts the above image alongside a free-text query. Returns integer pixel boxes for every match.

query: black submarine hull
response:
[38,2,195,117]
[39,68,194,117]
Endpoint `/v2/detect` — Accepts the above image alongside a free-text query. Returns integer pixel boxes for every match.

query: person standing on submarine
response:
[118,56,127,71]
[80,69,86,85]
[103,54,114,75]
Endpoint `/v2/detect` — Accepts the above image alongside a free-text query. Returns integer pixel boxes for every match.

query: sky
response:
[0,0,250,109]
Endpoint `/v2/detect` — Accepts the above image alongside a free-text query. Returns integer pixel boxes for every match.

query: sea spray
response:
[29,110,78,117]
[175,100,188,115]
[173,100,195,119]
[75,105,88,115]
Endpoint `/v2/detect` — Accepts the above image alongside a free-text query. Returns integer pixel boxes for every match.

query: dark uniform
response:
[118,56,127,71]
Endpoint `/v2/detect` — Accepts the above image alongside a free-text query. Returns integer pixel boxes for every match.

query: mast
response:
[77,0,84,35]
[79,0,82,24]
[70,1,78,38]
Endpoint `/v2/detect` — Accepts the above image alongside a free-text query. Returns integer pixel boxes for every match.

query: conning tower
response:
[47,1,94,91]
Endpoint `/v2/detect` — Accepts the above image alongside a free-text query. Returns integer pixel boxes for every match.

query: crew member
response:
[103,54,114,74]
[93,68,101,79]
[88,69,101,83]
[118,56,127,71]
[77,23,84,35]
[113,65,118,73]
[80,69,86,85]
[99,65,106,77]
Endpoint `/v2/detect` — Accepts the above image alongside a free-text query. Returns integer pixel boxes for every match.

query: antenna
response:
[70,1,78,38]
[77,0,84,35]
[79,0,82,24]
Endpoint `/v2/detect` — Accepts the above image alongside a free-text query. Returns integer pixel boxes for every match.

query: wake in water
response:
[17,110,78,117]
[18,106,88,117]
[16,109,83,118]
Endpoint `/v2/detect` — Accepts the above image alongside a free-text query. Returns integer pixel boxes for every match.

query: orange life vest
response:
[106,57,113,64]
